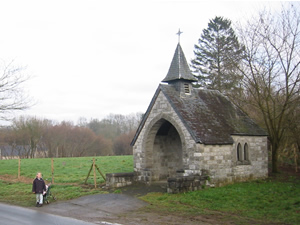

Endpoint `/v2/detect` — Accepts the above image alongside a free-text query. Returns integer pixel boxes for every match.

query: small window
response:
[244,143,248,160]
[237,143,242,161]
[184,83,190,94]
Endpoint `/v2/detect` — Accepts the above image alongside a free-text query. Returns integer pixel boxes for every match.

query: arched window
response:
[244,143,249,161]
[237,143,242,161]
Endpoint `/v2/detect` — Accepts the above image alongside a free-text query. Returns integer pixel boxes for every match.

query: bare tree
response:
[0,61,32,120]
[12,116,51,158]
[91,135,113,156]
[237,4,300,172]
[87,113,142,141]
[113,130,135,155]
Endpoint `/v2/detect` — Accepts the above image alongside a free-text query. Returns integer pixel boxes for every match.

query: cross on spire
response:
[176,29,183,43]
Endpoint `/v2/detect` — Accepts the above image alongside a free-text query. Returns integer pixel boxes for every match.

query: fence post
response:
[95,165,106,181]
[93,158,97,188]
[84,164,93,184]
[51,158,54,184]
[18,158,21,179]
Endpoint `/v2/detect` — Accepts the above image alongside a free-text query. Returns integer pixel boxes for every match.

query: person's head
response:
[36,172,42,179]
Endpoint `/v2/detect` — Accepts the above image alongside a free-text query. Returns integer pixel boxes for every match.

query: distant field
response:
[0,156,133,184]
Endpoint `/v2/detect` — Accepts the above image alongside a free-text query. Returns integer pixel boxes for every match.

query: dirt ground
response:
[0,174,34,184]
[37,183,222,225]
[36,181,287,225]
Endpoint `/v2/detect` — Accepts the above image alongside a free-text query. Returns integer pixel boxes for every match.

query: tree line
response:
[0,113,142,158]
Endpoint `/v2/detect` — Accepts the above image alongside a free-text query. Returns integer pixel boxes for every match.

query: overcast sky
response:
[0,0,284,125]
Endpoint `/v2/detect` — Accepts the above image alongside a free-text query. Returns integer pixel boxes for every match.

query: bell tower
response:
[161,30,197,96]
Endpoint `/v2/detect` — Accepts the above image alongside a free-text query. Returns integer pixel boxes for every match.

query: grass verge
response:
[0,179,106,207]
[141,175,300,224]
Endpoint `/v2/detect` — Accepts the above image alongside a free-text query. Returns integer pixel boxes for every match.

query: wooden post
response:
[93,158,97,188]
[95,165,106,181]
[51,158,54,184]
[84,164,93,184]
[18,158,21,179]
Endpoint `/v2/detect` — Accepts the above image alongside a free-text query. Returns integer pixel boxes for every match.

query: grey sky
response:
[0,0,283,124]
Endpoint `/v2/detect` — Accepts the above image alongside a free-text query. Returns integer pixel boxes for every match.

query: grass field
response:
[0,156,133,206]
[0,156,133,184]
[0,156,299,224]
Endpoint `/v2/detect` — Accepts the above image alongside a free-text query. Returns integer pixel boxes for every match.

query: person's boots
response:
[36,202,39,207]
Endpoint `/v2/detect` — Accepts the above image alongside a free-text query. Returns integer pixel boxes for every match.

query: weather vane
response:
[176,29,183,43]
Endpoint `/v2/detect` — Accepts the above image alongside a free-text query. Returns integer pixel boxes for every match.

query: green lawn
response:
[0,156,133,206]
[0,156,133,184]
[141,176,300,224]
[0,179,107,207]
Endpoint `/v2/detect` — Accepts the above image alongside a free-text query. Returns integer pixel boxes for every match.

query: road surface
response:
[0,203,97,225]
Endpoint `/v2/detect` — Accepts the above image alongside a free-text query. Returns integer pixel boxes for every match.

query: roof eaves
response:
[202,141,234,145]
[130,86,162,146]
[231,133,268,137]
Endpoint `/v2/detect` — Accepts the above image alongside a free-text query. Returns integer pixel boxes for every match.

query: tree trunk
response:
[272,142,279,173]
[294,144,298,172]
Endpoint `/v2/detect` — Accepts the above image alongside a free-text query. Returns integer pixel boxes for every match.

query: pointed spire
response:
[162,43,197,83]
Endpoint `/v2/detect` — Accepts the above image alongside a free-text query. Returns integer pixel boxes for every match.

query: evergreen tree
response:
[191,16,244,95]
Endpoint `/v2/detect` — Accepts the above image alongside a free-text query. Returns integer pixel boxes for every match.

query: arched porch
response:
[144,118,184,181]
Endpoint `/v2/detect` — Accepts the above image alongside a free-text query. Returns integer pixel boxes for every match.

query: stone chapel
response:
[130,43,268,186]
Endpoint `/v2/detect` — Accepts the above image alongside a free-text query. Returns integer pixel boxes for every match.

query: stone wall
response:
[167,175,208,194]
[231,135,268,182]
[193,144,233,185]
[193,136,268,186]
[167,170,211,193]
[106,172,135,188]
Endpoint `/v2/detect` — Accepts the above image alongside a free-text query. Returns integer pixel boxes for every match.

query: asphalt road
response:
[0,203,97,225]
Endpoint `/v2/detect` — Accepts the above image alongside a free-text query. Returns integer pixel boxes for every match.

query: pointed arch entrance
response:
[144,118,183,181]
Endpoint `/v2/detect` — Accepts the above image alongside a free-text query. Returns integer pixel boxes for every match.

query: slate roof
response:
[162,43,197,82]
[131,85,267,146]
[131,43,267,146]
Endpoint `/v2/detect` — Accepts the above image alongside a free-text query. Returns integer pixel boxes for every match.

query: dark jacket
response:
[32,178,46,194]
